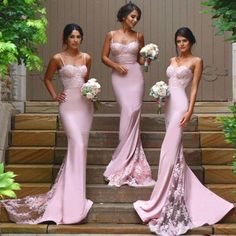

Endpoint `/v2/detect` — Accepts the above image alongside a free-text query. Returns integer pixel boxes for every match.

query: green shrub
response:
[201,0,236,42]
[0,163,20,199]
[218,105,236,174]
[0,0,47,76]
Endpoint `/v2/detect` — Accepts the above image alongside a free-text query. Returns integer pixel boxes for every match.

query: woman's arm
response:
[84,53,92,82]
[137,33,145,65]
[44,55,66,103]
[101,31,128,75]
[180,57,203,127]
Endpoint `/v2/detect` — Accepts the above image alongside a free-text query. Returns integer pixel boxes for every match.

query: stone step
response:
[206,184,236,202]
[10,130,200,148]
[214,223,236,234]
[13,113,198,132]
[4,165,53,183]
[200,131,234,148]
[6,147,202,166]
[66,114,198,132]
[202,148,235,165]
[10,183,51,199]
[204,166,236,184]
[60,131,200,148]
[9,183,152,203]
[13,114,57,130]
[1,203,235,224]
[0,223,48,234]
[25,101,233,114]
[5,165,203,184]
[0,222,214,235]
[14,183,236,203]
[197,114,227,131]
[14,113,229,132]
[6,147,54,164]
[10,130,56,147]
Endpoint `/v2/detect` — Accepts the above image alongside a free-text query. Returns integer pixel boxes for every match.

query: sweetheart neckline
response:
[110,40,139,46]
[59,64,87,71]
[168,64,193,74]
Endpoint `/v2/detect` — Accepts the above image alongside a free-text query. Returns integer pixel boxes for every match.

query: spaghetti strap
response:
[110,31,113,43]
[59,54,65,66]
[82,53,86,65]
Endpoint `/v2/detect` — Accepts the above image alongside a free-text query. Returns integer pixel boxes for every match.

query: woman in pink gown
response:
[101,2,154,187]
[2,24,94,224]
[133,27,234,235]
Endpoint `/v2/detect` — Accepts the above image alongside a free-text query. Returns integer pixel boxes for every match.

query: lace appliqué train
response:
[1,163,65,224]
[149,152,193,236]
[106,144,155,187]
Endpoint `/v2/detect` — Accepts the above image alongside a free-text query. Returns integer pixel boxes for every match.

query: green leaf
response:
[201,0,236,42]
[0,171,17,179]
[3,0,8,5]
[9,183,21,190]
[0,189,17,198]
[0,178,14,188]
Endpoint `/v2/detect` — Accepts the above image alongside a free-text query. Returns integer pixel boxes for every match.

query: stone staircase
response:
[1,101,236,235]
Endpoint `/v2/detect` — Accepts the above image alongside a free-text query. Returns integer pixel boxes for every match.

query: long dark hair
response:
[63,23,83,44]
[175,27,196,55]
[117,1,141,22]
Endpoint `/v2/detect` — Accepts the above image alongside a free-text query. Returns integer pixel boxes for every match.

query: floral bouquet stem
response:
[93,100,101,111]
[157,97,163,114]
[144,59,149,72]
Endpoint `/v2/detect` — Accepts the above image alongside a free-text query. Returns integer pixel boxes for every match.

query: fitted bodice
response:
[110,41,139,64]
[59,64,87,89]
[166,65,193,88]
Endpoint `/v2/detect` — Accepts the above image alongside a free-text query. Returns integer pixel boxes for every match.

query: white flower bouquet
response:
[149,81,170,113]
[140,43,159,72]
[81,78,101,109]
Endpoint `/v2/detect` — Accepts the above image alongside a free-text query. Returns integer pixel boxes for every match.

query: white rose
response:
[89,78,97,83]
[86,92,93,99]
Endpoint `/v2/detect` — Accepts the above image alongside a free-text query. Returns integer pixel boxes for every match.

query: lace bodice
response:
[166,65,193,88]
[110,41,139,64]
[59,64,87,90]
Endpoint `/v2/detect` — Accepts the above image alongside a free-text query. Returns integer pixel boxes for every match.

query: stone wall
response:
[233,43,236,102]
[0,102,15,163]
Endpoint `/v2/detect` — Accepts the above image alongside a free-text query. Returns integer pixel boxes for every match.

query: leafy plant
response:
[0,0,47,76]
[217,105,236,174]
[0,163,20,199]
[201,0,236,42]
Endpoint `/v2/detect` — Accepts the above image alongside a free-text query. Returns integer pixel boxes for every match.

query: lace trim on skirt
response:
[106,145,155,187]
[1,163,65,224]
[148,153,193,235]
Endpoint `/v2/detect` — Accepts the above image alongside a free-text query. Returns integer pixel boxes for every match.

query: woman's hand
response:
[53,91,66,103]
[114,64,128,75]
[180,111,192,127]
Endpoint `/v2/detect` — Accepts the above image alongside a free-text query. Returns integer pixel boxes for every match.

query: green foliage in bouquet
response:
[0,0,47,76]
[217,105,236,175]
[0,163,20,199]
[201,0,236,42]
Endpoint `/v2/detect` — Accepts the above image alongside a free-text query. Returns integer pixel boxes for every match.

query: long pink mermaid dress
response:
[133,64,234,235]
[1,55,94,224]
[103,35,155,187]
